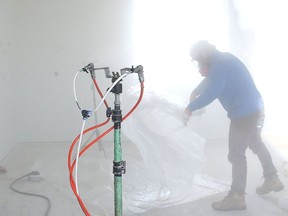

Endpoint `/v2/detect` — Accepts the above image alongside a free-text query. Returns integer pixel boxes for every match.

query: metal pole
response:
[112,81,125,216]
[114,126,122,216]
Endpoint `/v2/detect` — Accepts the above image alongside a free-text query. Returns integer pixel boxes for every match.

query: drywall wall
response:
[0,0,18,160]
[13,0,135,143]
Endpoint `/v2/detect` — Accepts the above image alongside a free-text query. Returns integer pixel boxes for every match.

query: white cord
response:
[93,73,127,113]
[75,119,86,195]
[73,71,81,110]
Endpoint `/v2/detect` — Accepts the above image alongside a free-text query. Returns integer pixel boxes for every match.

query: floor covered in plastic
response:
[0,138,287,216]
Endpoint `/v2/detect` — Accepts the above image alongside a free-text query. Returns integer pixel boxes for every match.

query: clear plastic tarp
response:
[119,87,228,214]
[70,87,229,215]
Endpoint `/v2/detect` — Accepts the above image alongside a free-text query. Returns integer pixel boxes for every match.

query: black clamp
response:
[112,109,122,123]
[81,109,92,120]
[106,107,112,118]
[113,161,126,176]
[111,72,123,94]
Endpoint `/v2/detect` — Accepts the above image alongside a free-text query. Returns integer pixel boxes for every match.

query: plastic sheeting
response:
[122,92,203,212]
[67,87,228,215]
[118,87,227,214]
[29,87,229,216]
[12,85,233,216]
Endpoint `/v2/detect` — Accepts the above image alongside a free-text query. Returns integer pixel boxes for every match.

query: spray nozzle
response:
[80,63,111,79]
[81,63,95,73]
[134,65,144,83]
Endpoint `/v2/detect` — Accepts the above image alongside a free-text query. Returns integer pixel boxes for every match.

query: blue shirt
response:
[188,50,263,119]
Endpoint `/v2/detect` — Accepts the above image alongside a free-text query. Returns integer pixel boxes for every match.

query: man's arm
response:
[190,78,208,101]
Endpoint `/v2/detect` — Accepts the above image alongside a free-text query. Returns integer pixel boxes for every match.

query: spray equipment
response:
[120,65,144,83]
[69,63,145,216]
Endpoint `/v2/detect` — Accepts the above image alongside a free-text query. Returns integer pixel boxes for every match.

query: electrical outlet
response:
[28,171,44,182]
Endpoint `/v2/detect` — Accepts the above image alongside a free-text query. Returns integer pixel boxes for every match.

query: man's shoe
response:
[212,191,246,211]
[256,175,284,195]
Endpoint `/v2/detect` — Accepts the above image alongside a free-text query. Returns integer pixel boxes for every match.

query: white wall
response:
[0,0,136,161]
[12,0,135,144]
[0,1,18,160]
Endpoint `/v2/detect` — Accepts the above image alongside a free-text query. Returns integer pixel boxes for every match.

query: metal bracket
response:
[113,161,126,176]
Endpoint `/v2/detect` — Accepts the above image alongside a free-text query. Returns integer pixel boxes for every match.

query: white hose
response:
[75,119,86,195]
[73,71,81,110]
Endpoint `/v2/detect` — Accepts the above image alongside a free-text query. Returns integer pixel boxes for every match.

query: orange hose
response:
[68,118,110,216]
[68,82,144,215]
